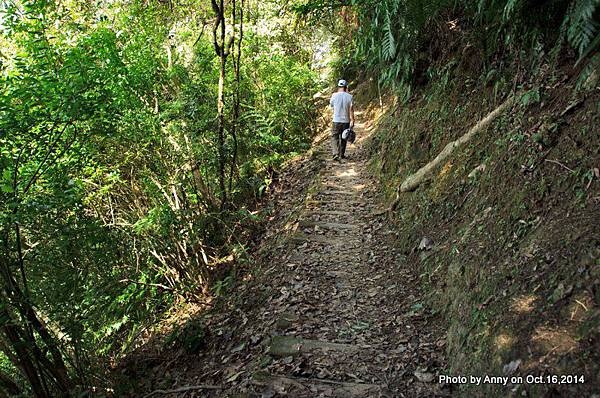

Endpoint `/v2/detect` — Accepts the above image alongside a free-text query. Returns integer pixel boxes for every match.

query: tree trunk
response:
[229,0,244,194]
[212,0,232,209]
[0,310,48,397]
[0,367,21,395]
[399,96,516,192]
[0,242,72,396]
[217,51,227,208]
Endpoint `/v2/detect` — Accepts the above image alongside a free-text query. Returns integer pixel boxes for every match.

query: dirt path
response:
[246,118,449,397]
[137,118,449,397]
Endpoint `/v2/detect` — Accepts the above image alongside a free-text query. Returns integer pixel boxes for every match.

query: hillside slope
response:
[365,54,599,396]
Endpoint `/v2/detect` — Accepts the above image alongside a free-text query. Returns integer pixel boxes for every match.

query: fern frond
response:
[566,0,600,56]
[382,9,396,61]
[502,0,522,22]
[389,0,401,15]
[577,31,600,64]
[576,52,599,88]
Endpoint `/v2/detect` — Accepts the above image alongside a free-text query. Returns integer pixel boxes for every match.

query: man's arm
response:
[350,102,355,128]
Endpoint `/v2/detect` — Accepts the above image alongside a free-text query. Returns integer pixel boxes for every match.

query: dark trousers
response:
[331,122,349,157]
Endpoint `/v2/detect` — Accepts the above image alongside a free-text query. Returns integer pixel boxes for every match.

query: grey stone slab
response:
[268,336,360,357]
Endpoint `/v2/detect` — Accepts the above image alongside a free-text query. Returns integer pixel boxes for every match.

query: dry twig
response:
[544,159,575,173]
[143,384,222,398]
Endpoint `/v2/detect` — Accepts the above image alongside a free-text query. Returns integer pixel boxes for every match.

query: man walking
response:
[330,79,355,161]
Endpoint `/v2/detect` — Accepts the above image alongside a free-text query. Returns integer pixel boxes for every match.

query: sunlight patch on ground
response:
[438,160,453,178]
[512,294,537,314]
[532,326,577,354]
[284,220,296,231]
[335,168,358,179]
[495,332,514,351]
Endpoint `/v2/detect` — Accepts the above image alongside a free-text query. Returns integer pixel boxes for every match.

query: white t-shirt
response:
[330,92,353,123]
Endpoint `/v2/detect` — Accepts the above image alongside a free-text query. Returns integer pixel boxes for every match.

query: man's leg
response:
[331,123,341,158]
[331,133,339,157]
[340,122,349,158]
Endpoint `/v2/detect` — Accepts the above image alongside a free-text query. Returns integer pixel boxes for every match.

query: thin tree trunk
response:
[0,249,72,395]
[217,52,227,208]
[212,0,232,209]
[229,0,244,194]
[0,312,48,397]
[0,367,21,395]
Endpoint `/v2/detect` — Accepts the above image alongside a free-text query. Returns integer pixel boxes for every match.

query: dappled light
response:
[532,326,578,355]
[495,332,515,352]
[511,295,537,315]
[334,168,359,179]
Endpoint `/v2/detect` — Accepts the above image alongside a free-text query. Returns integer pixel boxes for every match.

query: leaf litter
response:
[131,132,449,397]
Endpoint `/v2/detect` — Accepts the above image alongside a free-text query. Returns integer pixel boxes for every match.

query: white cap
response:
[337,79,348,87]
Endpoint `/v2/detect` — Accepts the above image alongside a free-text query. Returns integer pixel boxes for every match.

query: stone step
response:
[298,220,359,230]
[323,185,366,192]
[288,233,345,245]
[306,199,363,206]
[306,210,349,216]
[268,336,360,357]
[323,180,362,186]
[252,372,390,398]
[288,234,363,248]
[319,190,357,196]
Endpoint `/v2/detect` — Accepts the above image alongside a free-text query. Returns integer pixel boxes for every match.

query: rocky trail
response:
[138,118,449,397]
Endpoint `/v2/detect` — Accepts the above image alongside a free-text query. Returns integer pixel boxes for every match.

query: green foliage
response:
[240,42,317,162]
[520,89,541,106]
[563,0,600,86]
[211,275,235,297]
[566,0,600,58]
[0,0,318,394]
[382,9,397,61]
[296,0,598,93]
[165,319,206,354]
[349,0,451,90]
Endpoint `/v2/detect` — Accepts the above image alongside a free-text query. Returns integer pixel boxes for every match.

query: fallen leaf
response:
[503,359,521,375]
[225,370,245,383]
[414,371,435,382]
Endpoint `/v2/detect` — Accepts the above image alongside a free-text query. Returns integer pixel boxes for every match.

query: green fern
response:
[382,9,396,61]
[503,0,522,22]
[565,0,600,60]
[560,0,599,88]
[577,52,599,88]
